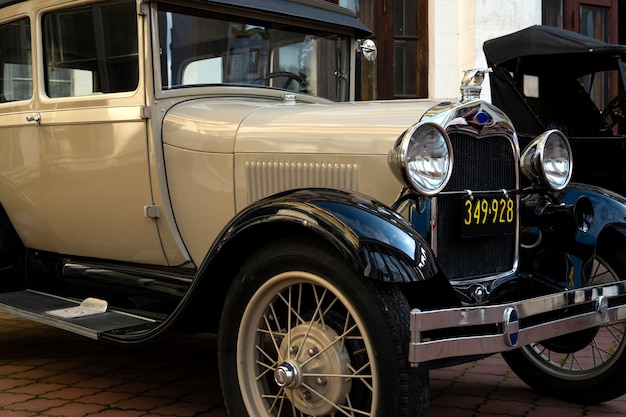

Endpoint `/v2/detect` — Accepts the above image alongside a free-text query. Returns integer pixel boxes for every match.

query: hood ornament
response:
[460,68,491,103]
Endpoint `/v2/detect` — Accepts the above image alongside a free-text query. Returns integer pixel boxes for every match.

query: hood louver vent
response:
[245,161,360,204]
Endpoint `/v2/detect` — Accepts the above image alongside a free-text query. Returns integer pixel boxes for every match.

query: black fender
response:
[108,188,446,341]
[203,188,440,283]
[533,182,626,286]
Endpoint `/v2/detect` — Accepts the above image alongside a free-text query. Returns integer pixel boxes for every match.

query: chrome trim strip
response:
[409,281,626,363]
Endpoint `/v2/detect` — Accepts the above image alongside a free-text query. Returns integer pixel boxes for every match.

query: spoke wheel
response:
[503,242,626,404]
[241,272,374,416]
[218,237,429,417]
[600,92,626,131]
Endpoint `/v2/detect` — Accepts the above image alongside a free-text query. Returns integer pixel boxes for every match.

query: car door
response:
[0,6,58,253]
[0,0,167,265]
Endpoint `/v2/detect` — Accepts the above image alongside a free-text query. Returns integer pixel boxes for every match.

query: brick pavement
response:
[0,311,626,417]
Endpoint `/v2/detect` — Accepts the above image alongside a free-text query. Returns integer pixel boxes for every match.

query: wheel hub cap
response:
[274,361,299,388]
[277,321,352,415]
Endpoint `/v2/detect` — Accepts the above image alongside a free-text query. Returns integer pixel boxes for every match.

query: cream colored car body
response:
[7,0,626,415]
[0,0,159,263]
[163,96,438,264]
[0,0,435,270]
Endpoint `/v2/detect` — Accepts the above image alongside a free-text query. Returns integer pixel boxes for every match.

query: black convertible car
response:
[484,25,626,195]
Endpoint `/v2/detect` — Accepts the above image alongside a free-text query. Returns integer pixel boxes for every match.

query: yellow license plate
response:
[461,197,515,238]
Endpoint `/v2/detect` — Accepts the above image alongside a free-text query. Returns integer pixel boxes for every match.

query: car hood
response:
[162,97,443,155]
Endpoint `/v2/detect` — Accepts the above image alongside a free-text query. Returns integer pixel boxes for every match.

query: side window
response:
[42,0,138,98]
[0,17,32,103]
[157,5,351,101]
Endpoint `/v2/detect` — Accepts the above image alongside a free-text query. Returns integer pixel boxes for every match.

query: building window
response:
[334,0,427,100]
[394,0,419,97]
[543,0,618,118]
[543,0,564,27]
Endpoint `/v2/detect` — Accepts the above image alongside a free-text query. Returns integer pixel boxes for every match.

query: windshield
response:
[157,3,352,101]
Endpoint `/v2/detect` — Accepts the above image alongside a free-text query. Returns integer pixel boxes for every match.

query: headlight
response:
[388,122,453,196]
[521,129,572,190]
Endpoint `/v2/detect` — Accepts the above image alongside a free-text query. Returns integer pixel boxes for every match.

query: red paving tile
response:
[7,382,66,396]
[46,403,108,417]
[112,396,174,411]
[83,410,146,417]
[0,411,41,417]
[0,379,32,391]
[75,391,137,406]
[45,387,102,400]
[2,311,626,416]
[40,373,93,386]
[8,398,69,412]
[107,381,161,395]
[0,393,35,407]
[150,402,215,416]
[479,399,535,415]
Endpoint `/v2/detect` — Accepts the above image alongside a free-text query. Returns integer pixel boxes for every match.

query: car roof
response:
[484,25,626,76]
[0,0,22,7]
[208,0,372,37]
[0,0,372,37]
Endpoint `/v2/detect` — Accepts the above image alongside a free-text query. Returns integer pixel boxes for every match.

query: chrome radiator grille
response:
[435,133,517,280]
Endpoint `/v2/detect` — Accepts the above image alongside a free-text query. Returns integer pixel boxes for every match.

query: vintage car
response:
[484,25,626,195]
[2,1,626,416]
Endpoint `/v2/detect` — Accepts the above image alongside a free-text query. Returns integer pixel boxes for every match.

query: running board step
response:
[0,290,156,340]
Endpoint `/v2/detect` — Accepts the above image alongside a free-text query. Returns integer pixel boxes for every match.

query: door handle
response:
[25,113,41,124]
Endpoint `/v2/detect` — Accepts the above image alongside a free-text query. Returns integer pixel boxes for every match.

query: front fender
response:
[557,183,626,243]
[534,182,626,285]
[209,188,440,283]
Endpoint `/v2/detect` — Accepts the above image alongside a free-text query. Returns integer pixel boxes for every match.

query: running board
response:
[0,290,156,339]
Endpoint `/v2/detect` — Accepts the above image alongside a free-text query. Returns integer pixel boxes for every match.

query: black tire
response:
[502,241,626,404]
[218,237,429,416]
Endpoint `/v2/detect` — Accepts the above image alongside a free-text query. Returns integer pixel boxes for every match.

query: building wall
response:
[429,0,541,100]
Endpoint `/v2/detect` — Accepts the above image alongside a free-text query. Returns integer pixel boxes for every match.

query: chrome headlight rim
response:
[521,129,573,191]
[388,122,453,196]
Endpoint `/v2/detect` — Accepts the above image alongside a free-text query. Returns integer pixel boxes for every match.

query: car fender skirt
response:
[215,188,440,283]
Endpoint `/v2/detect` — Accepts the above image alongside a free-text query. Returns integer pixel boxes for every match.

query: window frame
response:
[0,15,33,104]
[40,0,141,100]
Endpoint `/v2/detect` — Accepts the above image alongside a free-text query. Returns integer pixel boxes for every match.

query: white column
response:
[429,0,541,101]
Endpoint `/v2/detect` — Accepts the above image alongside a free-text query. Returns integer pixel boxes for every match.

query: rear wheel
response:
[503,242,626,404]
[218,237,429,416]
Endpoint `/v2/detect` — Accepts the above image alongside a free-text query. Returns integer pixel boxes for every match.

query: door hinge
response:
[137,0,149,16]
[144,204,160,219]
[141,106,151,119]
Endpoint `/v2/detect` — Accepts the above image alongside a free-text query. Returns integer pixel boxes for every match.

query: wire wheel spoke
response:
[526,253,626,378]
[300,381,372,417]
[243,274,376,416]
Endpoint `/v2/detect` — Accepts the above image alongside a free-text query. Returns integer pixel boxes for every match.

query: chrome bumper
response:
[409,281,626,363]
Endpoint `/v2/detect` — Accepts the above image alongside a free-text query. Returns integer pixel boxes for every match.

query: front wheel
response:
[218,237,429,416]
[502,241,626,404]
